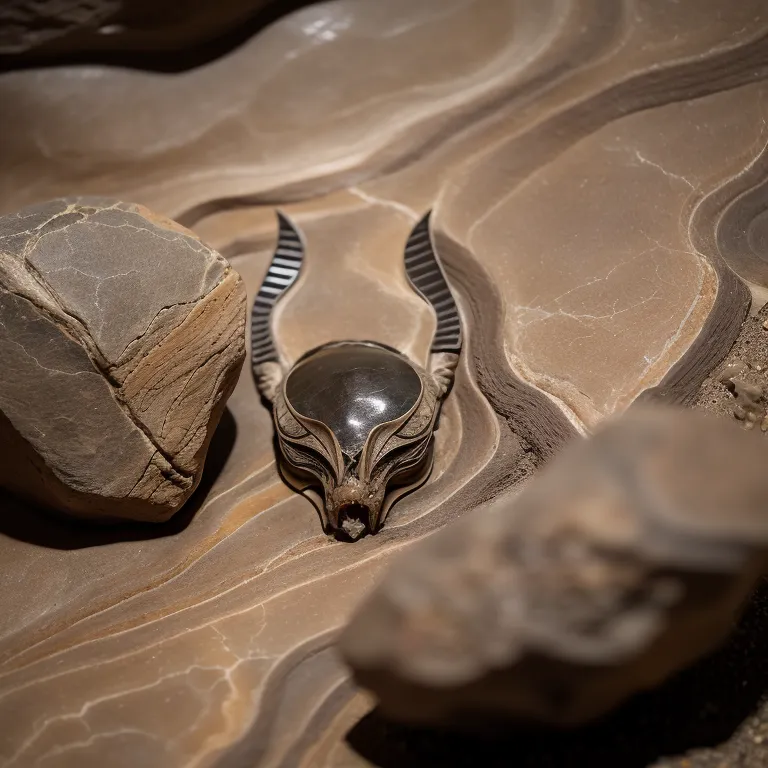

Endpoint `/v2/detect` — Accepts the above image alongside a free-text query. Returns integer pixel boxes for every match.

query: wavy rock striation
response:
[1,1,768,766]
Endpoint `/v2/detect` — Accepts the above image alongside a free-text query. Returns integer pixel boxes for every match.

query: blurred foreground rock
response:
[340,405,768,727]
[0,197,246,521]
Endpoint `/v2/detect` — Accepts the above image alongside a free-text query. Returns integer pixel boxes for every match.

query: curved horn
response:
[251,211,304,399]
[403,211,462,356]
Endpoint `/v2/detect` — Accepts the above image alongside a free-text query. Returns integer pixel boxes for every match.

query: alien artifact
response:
[251,211,462,540]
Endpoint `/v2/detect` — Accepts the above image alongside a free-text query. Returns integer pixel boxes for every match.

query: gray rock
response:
[0,197,246,521]
[340,405,768,726]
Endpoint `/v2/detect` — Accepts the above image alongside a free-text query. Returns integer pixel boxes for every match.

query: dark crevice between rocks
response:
[345,578,768,768]
[0,0,320,74]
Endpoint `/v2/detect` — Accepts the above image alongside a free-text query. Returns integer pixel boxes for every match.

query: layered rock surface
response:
[1,1,768,767]
[0,198,246,521]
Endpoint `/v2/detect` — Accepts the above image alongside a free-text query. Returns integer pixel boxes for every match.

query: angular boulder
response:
[0,197,246,521]
[340,405,768,726]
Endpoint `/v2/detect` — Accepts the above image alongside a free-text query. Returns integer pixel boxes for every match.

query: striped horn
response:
[251,211,304,369]
[403,211,462,355]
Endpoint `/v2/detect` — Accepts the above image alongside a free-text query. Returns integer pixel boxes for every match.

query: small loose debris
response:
[698,304,768,433]
[719,362,748,382]
[725,379,764,428]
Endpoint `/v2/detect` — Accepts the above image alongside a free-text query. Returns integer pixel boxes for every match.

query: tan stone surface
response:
[439,83,768,428]
[1,0,768,766]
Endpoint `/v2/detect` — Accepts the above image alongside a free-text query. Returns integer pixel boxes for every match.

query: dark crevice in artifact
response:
[336,502,370,542]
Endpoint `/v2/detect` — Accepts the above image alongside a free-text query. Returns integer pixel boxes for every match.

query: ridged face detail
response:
[252,211,461,541]
[275,341,438,540]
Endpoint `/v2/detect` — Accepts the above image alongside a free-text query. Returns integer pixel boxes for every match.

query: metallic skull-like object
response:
[251,212,461,541]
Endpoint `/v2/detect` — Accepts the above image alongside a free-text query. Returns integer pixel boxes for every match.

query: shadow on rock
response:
[0,1,320,74]
[0,407,237,549]
[346,578,768,768]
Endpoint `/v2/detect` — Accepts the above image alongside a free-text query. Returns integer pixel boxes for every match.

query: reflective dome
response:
[285,343,422,458]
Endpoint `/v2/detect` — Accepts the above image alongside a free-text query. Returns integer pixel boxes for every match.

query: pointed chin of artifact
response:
[326,476,384,542]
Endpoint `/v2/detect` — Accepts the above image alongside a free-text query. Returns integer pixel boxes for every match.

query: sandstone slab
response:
[1,1,768,767]
[0,197,246,521]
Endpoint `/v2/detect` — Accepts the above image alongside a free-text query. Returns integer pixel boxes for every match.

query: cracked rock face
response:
[0,197,246,521]
[340,405,768,727]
